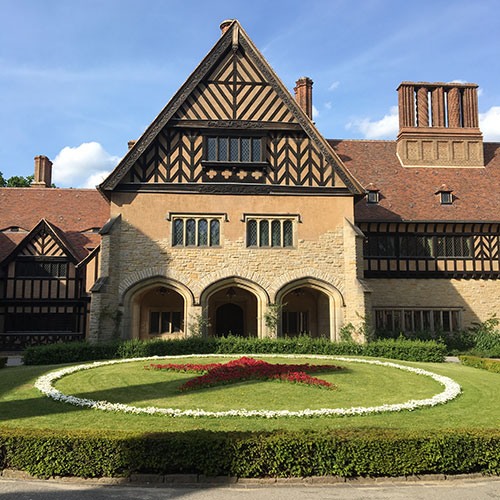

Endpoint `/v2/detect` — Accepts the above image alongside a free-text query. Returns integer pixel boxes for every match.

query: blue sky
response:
[1,0,500,187]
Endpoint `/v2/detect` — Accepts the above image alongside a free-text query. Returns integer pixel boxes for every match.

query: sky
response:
[1,0,500,188]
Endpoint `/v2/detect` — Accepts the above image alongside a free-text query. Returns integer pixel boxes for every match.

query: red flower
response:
[146,357,345,392]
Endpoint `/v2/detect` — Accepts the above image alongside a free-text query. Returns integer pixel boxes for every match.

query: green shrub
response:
[23,336,446,365]
[0,428,498,478]
[459,355,500,374]
[468,316,500,356]
[0,357,7,369]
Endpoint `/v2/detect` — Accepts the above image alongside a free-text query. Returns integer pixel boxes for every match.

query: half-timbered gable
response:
[101,20,360,195]
[0,184,109,349]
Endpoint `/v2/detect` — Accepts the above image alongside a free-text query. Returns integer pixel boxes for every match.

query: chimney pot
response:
[128,140,137,150]
[32,155,52,188]
[220,20,234,36]
[294,77,314,119]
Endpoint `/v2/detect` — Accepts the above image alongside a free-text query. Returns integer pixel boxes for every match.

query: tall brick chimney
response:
[32,155,52,188]
[396,82,483,168]
[294,77,313,119]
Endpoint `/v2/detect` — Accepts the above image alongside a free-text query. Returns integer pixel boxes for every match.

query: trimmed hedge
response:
[23,336,446,365]
[0,428,498,478]
[0,357,7,369]
[459,355,500,374]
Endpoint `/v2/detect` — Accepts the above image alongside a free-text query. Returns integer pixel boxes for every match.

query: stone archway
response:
[121,277,194,340]
[274,278,344,341]
[200,277,269,338]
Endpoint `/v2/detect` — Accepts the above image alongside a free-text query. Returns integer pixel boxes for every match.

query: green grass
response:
[0,355,499,434]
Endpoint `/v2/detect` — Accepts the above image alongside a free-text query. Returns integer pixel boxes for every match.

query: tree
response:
[0,171,5,187]
[5,175,34,187]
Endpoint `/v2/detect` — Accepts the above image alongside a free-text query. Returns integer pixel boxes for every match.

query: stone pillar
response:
[294,77,313,119]
[462,87,479,128]
[416,86,429,127]
[431,87,446,127]
[447,87,461,128]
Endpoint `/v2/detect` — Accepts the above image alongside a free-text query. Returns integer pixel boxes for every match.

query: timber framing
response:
[99,20,363,195]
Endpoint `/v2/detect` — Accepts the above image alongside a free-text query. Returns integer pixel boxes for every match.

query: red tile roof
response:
[329,140,500,222]
[0,188,109,262]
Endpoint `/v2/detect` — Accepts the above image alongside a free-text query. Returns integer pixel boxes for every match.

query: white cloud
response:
[312,105,320,119]
[479,106,500,141]
[328,81,340,91]
[52,142,120,188]
[449,79,467,84]
[477,88,483,97]
[324,101,332,110]
[346,106,399,139]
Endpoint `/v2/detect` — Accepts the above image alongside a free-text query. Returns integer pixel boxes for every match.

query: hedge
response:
[0,428,498,478]
[23,336,446,365]
[0,357,7,369]
[459,355,500,374]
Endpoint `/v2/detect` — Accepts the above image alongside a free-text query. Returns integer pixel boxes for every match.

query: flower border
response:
[34,354,462,418]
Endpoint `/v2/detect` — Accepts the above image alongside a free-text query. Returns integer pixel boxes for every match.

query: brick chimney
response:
[220,19,234,35]
[32,155,52,188]
[396,82,483,167]
[294,77,313,119]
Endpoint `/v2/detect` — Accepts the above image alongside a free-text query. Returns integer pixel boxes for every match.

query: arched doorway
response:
[216,303,244,336]
[275,278,344,341]
[200,277,269,338]
[121,278,193,340]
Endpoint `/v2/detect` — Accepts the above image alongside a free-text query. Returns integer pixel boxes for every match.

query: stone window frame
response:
[148,308,183,336]
[241,213,301,249]
[374,307,462,333]
[167,212,228,248]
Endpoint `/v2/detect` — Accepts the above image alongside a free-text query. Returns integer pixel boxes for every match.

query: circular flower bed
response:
[34,354,462,418]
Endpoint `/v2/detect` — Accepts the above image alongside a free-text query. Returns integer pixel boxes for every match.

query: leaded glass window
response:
[247,220,257,246]
[207,137,217,161]
[173,219,184,246]
[259,220,269,246]
[271,220,281,247]
[205,136,263,163]
[283,220,293,247]
[198,219,208,246]
[210,220,220,246]
[229,138,239,161]
[186,219,196,246]
[374,308,461,333]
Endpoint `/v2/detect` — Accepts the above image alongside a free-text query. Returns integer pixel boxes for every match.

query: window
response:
[435,235,472,257]
[282,311,309,335]
[374,308,461,333]
[171,216,222,247]
[440,192,452,205]
[367,191,379,204]
[205,136,263,163]
[244,215,297,248]
[15,260,68,278]
[149,310,182,335]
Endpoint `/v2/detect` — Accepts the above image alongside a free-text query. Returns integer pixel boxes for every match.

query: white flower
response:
[34,354,461,418]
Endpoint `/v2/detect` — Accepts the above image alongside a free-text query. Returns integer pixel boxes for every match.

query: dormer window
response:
[367,191,379,204]
[435,184,453,205]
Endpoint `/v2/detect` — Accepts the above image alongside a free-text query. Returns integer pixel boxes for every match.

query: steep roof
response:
[0,188,109,262]
[100,20,363,195]
[330,139,500,222]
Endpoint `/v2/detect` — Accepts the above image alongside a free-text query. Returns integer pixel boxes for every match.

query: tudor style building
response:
[1,20,499,349]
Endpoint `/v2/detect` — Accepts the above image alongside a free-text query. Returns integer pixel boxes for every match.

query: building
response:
[1,20,499,349]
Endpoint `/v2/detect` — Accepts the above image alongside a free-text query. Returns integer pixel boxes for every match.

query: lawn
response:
[0,355,499,434]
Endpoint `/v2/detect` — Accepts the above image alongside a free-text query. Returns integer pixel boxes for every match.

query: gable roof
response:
[0,188,109,262]
[330,139,500,222]
[100,20,363,195]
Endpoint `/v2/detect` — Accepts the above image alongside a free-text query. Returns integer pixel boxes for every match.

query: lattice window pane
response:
[436,237,445,257]
[454,237,462,257]
[186,219,196,246]
[230,138,239,161]
[271,220,281,247]
[218,137,228,161]
[247,220,257,246]
[210,220,220,246]
[283,220,293,247]
[252,138,261,161]
[463,237,472,257]
[445,237,454,256]
[241,138,250,161]
[207,137,217,161]
[198,219,208,246]
[173,219,184,246]
[259,220,269,246]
